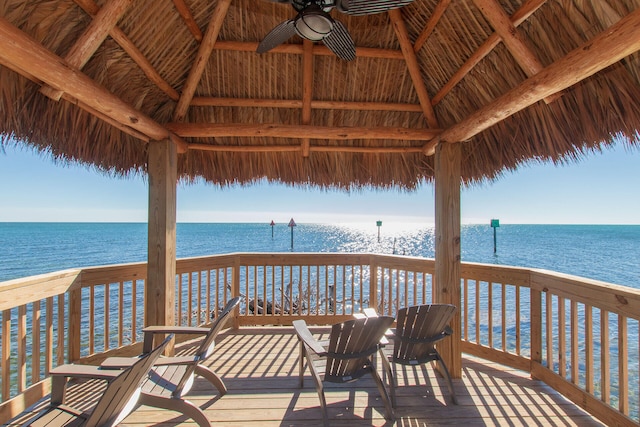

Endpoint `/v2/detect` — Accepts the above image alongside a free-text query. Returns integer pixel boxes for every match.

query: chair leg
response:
[378,348,396,408]
[298,339,305,388]
[194,365,227,396]
[436,358,458,405]
[370,364,395,421]
[139,393,211,427]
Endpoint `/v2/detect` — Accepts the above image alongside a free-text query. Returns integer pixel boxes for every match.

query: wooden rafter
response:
[432,0,546,105]
[414,0,451,52]
[188,143,426,154]
[213,41,404,60]
[0,16,188,152]
[173,0,232,122]
[41,0,133,101]
[166,123,441,141]
[301,40,313,157]
[472,0,558,104]
[423,7,640,153]
[389,8,439,129]
[172,0,203,42]
[74,0,179,100]
[190,97,423,112]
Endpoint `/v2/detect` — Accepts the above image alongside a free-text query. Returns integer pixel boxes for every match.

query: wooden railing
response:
[0,253,638,425]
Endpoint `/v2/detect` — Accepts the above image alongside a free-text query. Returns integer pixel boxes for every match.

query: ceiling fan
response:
[257,0,416,61]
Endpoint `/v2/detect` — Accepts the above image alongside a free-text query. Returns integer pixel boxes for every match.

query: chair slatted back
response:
[325,316,394,383]
[171,296,241,395]
[85,334,172,427]
[393,304,456,364]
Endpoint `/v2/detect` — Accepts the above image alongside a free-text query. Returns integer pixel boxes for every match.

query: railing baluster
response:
[546,293,552,369]
[488,281,493,348]
[32,300,41,384]
[57,294,65,365]
[618,314,628,415]
[18,305,26,392]
[515,285,521,355]
[475,280,480,345]
[501,283,506,352]
[103,285,110,351]
[118,281,124,347]
[89,286,95,354]
[197,271,202,324]
[131,280,137,343]
[585,304,594,394]
[463,278,469,342]
[187,272,193,326]
[558,296,566,378]
[2,309,11,400]
[571,301,578,384]
[205,270,211,322]
[45,297,53,375]
[601,310,610,403]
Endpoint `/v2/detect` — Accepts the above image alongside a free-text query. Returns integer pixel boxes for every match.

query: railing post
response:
[530,271,542,374]
[232,257,241,329]
[369,256,379,312]
[67,287,82,363]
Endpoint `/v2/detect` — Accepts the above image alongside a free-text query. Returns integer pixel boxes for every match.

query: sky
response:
[1,140,639,224]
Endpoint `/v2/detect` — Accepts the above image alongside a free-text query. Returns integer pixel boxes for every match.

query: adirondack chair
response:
[101,296,241,427]
[294,316,395,426]
[24,334,172,427]
[380,304,458,406]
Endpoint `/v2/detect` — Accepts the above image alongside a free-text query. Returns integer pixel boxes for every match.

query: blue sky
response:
[1,140,639,224]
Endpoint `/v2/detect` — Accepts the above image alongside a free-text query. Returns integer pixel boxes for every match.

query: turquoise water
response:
[0,222,638,287]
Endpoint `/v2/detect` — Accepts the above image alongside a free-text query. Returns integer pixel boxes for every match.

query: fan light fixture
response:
[294,5,334,40]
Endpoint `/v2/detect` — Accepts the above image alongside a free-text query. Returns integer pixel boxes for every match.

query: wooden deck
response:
[10,327,604,426]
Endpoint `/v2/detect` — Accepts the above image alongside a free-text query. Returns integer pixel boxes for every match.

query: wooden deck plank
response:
[7,327,604,426]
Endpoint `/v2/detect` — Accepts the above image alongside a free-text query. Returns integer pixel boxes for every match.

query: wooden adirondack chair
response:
[294,316,395,427]
[24,334,173,427]
[380,304,458,406]
[101,296,241,427]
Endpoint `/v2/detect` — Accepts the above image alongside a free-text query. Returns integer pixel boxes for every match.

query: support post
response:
[434,142,462,378]
[146,139,177,334]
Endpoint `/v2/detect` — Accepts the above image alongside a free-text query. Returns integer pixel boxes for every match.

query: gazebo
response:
[1,0,640,425]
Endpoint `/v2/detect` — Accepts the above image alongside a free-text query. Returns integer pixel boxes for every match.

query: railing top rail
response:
[0,269,82,311]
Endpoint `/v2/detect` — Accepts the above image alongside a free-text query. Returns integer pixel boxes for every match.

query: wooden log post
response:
[434,142,462,378]
[146,139,177,335]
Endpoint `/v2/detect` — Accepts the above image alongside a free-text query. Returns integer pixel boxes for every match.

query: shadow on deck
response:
[9,327,603,426]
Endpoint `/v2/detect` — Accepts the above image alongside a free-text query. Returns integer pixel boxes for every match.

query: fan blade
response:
[322,20,356,61]
[336,0,415,16]
[257,20,297,53]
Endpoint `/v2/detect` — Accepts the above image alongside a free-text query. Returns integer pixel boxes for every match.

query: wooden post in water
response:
[376,220,382,243]
[288,218,296,250]
[270,220,275,239]
[491,219,500,253]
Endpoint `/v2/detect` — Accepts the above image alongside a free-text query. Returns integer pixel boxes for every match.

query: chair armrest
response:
[100,357,138,369]
[50,364,122,381]
[49,364,121,405]
[293,320,327,356]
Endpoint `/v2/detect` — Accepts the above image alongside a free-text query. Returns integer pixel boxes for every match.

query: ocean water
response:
[0,222,639,288]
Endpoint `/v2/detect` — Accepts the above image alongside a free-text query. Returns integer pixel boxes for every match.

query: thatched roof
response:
[1,0,640,190]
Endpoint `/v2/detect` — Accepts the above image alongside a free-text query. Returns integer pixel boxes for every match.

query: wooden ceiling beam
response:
[172,0,203,42]
[432,0,546,105]
[0,16,188,152]
[389,9,439,129]
[213,40,405,60]
[414,0,451,52]
[423,7,640,153]
[74,0,179,100]
[191,97,423,112]
[172,0,231,122]
[41,0,133,101]
[188,143,425,154]
[472,0,559,104]
[301,40,313,157]
[166,123,441,141]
